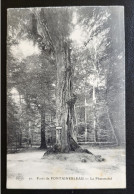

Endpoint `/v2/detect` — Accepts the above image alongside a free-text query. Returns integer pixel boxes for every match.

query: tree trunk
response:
[40,107,47,149]
[15,132,18,151]
[19,131,22,147]
[93,85,98,142]
[105,104,119,145]
[45,41,96,158]
[43,41,104,162]
[43,41,103,160]
[56,40,77,152]
[84,96,88,142]
[43,41,104,161]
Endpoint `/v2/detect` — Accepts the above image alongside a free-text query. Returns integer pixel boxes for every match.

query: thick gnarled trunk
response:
[56,41,77,152]
[44,41,104,162]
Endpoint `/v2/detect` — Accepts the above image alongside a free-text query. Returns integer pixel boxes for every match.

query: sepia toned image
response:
[7,6,125,189]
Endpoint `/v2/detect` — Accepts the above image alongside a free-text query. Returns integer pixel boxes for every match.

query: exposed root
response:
[39,145,47,150]
[43,144,62,155]
[69,136,93,155]
[43,137,105,162]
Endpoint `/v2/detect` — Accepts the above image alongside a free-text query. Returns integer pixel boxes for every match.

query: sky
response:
[10,87,20,104]
[11,39,40,61]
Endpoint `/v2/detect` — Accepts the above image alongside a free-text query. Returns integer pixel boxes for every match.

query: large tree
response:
[31,8,102,157]
[32,8,80,153]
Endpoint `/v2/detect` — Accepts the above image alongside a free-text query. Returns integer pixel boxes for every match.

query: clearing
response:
[7,146,126,189]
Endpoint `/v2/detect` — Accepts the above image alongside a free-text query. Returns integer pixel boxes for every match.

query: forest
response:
[7,7,125,154]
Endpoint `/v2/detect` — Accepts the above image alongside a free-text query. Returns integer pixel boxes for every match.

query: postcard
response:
[7,6,125,189]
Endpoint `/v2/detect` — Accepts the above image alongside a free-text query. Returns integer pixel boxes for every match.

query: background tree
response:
[7,91,20,151]
[7,8,57,149]
[71,7,125,145]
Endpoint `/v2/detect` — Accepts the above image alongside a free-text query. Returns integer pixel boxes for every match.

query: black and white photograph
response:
[6,6,125,189]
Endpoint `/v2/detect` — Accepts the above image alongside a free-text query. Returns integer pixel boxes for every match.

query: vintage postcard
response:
[7,6,125,189]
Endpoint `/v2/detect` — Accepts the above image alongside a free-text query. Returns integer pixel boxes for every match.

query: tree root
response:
[39,145,47,150]
[43,137,105,162]
[43,144,62,155]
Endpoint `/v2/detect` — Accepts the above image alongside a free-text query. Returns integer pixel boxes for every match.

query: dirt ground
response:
[7,146,126,189]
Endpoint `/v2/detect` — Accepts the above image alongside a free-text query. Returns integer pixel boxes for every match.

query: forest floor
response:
[7,145,126,189]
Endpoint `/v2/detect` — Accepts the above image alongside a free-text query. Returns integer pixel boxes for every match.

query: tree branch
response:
[33,9,55,55]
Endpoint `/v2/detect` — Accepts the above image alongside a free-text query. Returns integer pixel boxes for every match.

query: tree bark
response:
[55,40,77,152]
[40,107,47,149]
